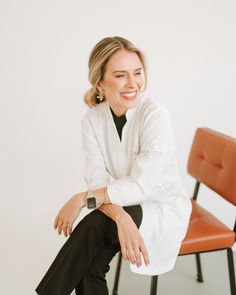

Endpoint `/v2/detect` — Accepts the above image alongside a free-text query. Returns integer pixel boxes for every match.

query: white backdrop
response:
[0,1,236,294]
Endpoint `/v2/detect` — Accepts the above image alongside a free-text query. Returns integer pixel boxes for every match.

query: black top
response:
[110,107,127,141]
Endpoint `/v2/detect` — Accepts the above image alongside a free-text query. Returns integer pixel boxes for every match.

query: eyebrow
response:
[112,67,143,74]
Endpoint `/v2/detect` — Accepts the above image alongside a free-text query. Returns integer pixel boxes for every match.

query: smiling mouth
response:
[120,91,137,100]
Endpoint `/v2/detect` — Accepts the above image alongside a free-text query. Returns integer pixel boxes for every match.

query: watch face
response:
[87,197,96,209]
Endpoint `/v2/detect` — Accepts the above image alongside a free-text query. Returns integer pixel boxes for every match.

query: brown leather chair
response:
[113,128,236,295]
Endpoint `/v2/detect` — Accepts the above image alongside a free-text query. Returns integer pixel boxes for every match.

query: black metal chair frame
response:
[112,181,236,295]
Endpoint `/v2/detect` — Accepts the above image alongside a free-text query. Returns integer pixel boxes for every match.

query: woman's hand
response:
[116,212,150,268]
[54,192,86,237]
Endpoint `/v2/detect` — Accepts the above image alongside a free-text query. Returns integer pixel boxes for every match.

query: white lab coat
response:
[81,96,192,275]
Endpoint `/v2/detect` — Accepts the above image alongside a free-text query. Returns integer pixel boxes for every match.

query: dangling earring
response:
[96,92,104,103]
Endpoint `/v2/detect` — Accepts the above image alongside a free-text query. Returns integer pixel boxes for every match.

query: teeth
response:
[122,91,136,97]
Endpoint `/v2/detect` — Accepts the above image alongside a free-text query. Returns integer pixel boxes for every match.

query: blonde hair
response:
[84,36,147,107]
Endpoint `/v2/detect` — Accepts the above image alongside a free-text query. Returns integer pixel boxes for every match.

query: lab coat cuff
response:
[107,185,125,206]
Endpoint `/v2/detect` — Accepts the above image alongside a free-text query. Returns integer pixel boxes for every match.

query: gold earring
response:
[96,92,104,103]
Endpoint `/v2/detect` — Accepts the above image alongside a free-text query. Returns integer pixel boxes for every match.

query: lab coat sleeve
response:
[81,114,110,190]
[107,105,177,206]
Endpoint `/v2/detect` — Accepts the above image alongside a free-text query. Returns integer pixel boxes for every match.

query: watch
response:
[86,191,97,209]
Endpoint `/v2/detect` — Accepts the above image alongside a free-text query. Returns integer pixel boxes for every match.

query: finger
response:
[140,242,150,266]
[57,218,63,235]
[133,245,142,267]
[54,215,60,229]
[126,243,136,265]
[65,220,73,237]
[62,223,68,237]
[67,221,73,236]
[120,243,128,261]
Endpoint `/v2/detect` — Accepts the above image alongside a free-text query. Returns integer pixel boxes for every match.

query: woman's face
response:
[97,49,144,117]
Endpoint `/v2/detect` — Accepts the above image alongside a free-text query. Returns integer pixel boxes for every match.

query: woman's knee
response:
[87,262,110,279]
[76,209,109,233]
[123,205,143,228]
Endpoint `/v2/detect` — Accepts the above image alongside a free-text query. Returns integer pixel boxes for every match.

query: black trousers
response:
[35,205,142,295]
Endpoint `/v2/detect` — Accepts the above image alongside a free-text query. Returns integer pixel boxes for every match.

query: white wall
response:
[0,0,235,294]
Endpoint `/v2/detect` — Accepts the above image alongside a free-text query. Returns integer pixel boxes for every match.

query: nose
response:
[126,75,136,88]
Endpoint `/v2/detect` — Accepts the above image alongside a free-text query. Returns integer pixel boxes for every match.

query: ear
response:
[96,81,104,94]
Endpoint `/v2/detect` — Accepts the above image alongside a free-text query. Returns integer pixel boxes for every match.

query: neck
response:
[109,105,127,117]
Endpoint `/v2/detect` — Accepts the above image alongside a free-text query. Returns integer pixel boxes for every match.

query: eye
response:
[115,75,125,78]
[134,72,142,76]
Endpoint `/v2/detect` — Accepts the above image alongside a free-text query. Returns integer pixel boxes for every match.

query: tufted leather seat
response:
[179,200,235,255]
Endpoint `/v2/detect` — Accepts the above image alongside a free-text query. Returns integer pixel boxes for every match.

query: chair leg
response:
[150,276,158,295]
[227,248,236,295]
[112,252,122,295]
[195,253,204,282]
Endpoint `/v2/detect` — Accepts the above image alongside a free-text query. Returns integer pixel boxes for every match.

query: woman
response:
[36,36,192,295]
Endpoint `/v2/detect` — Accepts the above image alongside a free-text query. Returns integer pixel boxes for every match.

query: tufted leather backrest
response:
[187,128,236,206]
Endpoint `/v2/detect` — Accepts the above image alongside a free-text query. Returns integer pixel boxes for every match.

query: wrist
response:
[104,187,110,204]
[115,211,130,224]
[74,192,86,209]
[85,187,110,209]
[95,188,106,205]
[91,187,109,206]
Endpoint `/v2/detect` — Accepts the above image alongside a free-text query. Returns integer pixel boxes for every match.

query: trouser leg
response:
[75,205,142,295]
[35,205,142,295]
[75,244,120,295]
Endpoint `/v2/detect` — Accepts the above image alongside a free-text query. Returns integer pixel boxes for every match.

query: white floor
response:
[102,250,235,295]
